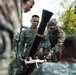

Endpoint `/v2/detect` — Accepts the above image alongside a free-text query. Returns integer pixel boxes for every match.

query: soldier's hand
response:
[19,54,24,61]
[38,48,43,56]
[28,56,32,61]
[46,53,51,60]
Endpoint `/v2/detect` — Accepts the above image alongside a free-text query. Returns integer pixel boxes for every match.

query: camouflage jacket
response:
[48,28,66,49]
[19,27,37,53]
[48,28,66,52]
[45,28,66,62]
[31,62,76,75]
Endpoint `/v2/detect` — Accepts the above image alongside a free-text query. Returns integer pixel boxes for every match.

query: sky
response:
[22,0,75,27]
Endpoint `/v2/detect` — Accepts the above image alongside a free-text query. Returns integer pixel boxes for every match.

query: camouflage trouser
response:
[9,63,23,75]
[8,56,23,75]
[9,60,16,75]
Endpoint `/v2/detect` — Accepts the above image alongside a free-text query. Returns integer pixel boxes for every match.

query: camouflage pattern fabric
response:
[0,0,21,33]
[31,62,76,75]
[0,31,11,75]
[0,0,22,75]
[8,33,21,75]
[48,28,66,48]
[0,59,9,75]
[19,27,37,55]
[48,28,66,62]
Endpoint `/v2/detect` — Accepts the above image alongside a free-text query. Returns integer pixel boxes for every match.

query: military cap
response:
[47,18,58,28]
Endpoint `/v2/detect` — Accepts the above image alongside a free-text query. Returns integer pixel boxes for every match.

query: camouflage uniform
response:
[31,62,76,75]
[48,28,66,48]
[47,18,66,62]
[19,28,38,57]
[0,31,11,75]
[8,33,21,75]
[0,0,22,75]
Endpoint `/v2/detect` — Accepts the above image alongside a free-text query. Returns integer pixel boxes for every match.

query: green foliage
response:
[59,0,76,36]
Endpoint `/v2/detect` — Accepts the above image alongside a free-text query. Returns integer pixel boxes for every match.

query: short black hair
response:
[32,15,39,18]
[62,35,76,58]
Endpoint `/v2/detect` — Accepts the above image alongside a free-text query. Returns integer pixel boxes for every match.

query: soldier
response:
[31,35,76,75]
[19,14,40,56]
[17,14,51,74]
[0,0,34,75]
[16,15,40,75]
[46,18,66,62]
